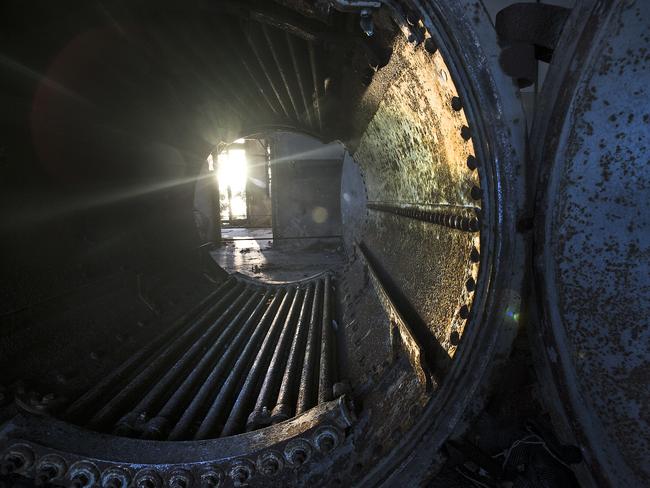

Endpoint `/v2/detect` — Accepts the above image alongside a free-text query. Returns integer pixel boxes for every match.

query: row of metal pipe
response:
[62,273,337,440]
[218,20,324,130]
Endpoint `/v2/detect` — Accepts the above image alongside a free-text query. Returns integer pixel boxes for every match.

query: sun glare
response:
[216,148,248,221]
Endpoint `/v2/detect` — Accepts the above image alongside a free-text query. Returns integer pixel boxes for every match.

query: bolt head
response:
[467,155,478,170]
[459,305,470,319]
[424,38,437,53]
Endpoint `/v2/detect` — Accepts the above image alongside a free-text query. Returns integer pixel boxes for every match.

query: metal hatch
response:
[530,1,650,486]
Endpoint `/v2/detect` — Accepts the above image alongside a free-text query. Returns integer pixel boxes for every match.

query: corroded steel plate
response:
[533,1,650,486]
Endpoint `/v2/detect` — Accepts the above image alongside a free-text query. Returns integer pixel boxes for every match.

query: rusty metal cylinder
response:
[64,277,235,422]
[318,274,334,403]
[87,281,246,431]
[246,288,305,431]
[216,287,297,438]
[141,290,268,440]
[169,288,287,440]
[296,279,323,415]
[271,283,314,423]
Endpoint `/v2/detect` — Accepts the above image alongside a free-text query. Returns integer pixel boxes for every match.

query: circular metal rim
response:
[357,0,528,484]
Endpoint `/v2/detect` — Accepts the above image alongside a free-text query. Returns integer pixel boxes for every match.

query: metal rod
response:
[64,277,235,422]
[286,32,314,128]
[169,288,287,440]
[212,29,269,116]
[243,26,291,118]
[318,275,334,403]
[114,285,255,436]
[246,287,305,431]
[217,287,297,438]
[86,281,246,431]
[239,55,282,117]
[210,73,258,122]
[296,279,323,415]
[271,283,314,423]
[142,290,269,440]
[308,42,323,132]
[220,25,281,117]
[261,24,300,122]
[366,202,480,232]
[186,23,260,121]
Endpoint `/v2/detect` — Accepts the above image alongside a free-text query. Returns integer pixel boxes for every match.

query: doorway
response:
[213,137,273,240]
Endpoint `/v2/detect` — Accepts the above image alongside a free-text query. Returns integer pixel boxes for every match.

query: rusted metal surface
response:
[0,396,355,487]
[247,288,305,431]
[144,290,274,440]
[6,272,343,448]
[297,280,324,415]
[308,42,323,132]
[273,284,315,422]
[342,0,528,484]
[87,282,248,431]
[0,1,535,486]
[357,242,432,388]
[286,31,315,128]
[351,36,481,354]
[170,288,287,441]
[532,1,650,486]
[317,275,335,403]
[62,277,236,423]
[367,202,480,232]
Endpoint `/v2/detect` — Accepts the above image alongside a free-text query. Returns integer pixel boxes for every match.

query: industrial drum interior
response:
[0,0,648,487]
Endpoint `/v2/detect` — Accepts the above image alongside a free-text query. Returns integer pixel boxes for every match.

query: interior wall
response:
[244,139,272,228]
[0,4,211,321]
[271,132,345,239]
[343,37,480,359]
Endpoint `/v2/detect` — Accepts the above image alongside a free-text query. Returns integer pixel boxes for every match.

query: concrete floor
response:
[211,228,346,282]
[221,227,274,240]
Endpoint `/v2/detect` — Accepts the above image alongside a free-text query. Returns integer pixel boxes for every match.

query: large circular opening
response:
[0,2,527,486]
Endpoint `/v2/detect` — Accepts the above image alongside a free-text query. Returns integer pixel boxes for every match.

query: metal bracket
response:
[330,0,424,44]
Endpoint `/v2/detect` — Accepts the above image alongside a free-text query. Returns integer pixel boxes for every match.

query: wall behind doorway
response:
[271,132,345,239]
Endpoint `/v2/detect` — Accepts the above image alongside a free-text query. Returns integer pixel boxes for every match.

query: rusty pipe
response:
[271,283,314,423]
[318,275,334,403]
[246,288,305,431]
[143,290,271,440]
[169,288,288,440]
[114,285,255,436]
[87,281,246,431]
[64,277,236,422]
[216,287,297,438]
[296,279,323,415]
